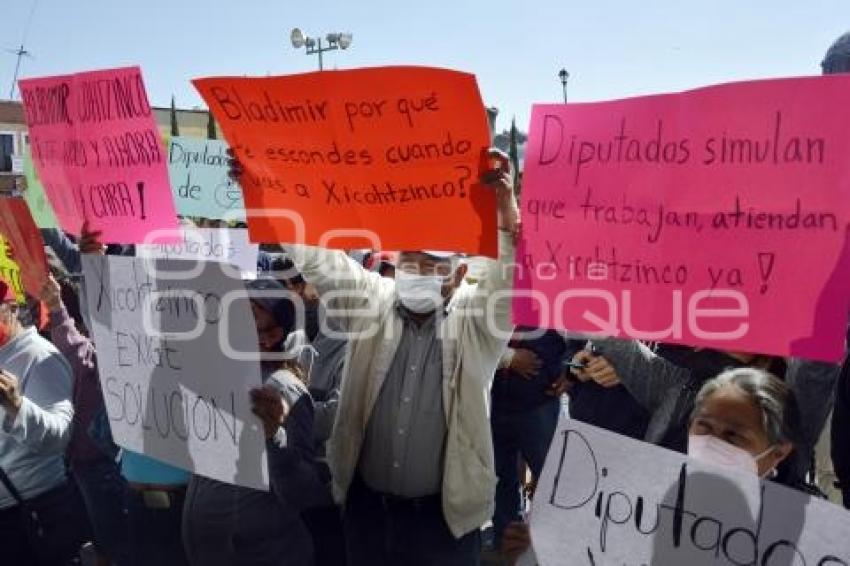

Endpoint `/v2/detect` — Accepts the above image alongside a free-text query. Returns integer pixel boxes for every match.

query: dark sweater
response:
[182,368,328,566]
[491,328,576,413]
[568,381,650,440]
[832,359,850,507]
[48,306,105,462]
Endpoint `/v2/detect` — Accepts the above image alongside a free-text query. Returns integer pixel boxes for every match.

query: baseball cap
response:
[246,278,295,334]
[423,250,460,260]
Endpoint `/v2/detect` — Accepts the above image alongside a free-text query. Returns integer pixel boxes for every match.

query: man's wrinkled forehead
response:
[397,252,462,277]
[398,251,452,264]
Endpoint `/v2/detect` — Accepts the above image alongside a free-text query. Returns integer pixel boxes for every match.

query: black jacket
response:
[832,359,850,507]
[491,328,577,413]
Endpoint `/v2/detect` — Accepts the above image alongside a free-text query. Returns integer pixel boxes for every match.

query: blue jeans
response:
[491,398,560,544]
[71,458,130,565]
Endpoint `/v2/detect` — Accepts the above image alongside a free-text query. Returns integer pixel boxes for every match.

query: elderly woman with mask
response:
[501,366,800,565]
[687,367,797,479]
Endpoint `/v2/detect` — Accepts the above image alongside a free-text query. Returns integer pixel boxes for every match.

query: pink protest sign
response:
[515,75,850,361]
[18,67,178,243]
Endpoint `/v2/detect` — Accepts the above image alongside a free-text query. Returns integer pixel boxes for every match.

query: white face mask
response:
[395,271,446,314]
[688,434,775,477]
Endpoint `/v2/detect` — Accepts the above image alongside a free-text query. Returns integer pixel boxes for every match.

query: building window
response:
[0,134,13,172]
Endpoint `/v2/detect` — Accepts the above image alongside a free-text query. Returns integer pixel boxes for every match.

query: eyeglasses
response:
[396,262,454,278]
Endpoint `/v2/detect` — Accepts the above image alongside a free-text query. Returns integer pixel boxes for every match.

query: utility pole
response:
[7,45,32,99]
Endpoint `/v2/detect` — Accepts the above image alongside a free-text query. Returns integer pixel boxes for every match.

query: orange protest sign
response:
[0,198,49,302]
[194,66,497,256]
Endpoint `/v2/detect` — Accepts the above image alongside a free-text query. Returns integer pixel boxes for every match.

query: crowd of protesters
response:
[1,31,850,566]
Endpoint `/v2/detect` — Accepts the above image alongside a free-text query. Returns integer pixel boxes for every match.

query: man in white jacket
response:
[280,149,518,565]
[0,278,78,564]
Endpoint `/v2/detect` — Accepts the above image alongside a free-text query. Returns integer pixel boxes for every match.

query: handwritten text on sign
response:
[168,136,245,220]
[136,227,258,279]
[0,198,49,302]
[82,255,268,490]
[514,76,850,361]
[194,67,497,256]
[530,418,850,565]
[18,66,179,243]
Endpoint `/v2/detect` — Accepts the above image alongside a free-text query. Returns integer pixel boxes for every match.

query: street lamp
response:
[290,28,353,71]
[558,68,569,103]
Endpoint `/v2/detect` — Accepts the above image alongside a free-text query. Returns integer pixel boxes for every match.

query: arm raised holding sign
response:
[39,221,106,277]
[78,221,106,255]
[226,147,518,332]
[228,145,519,547]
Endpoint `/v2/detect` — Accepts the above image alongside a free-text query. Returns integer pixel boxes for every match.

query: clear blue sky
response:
[3,0,849,132]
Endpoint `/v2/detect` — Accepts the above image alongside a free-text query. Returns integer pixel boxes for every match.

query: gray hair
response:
[693,367,799,446]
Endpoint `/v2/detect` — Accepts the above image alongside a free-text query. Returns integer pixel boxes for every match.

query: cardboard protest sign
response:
[514,75,850,361]
[137,227,258,278]
[22,149,59,229]
[82,255,268,490]
[530,418,850,565]
[0,237,25,303]
[18,66,179,243]
[0,198,49,302]
[193,66,497,256]
[168,136,245,220]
